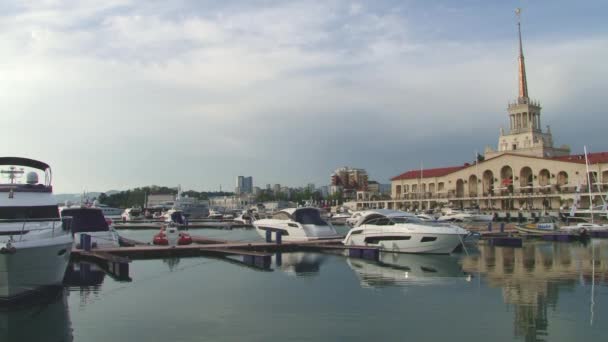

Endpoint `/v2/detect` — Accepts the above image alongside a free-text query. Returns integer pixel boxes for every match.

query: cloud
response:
[1,0,607,193]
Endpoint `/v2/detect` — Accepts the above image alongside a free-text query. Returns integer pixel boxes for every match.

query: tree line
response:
[97,186,234,208]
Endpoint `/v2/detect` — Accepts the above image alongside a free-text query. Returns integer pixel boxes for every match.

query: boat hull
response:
[0,237,72,300]
[254,223,340,242]
[344,231,465,254]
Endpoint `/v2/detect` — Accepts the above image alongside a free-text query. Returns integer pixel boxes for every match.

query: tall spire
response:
[516,8,528,100]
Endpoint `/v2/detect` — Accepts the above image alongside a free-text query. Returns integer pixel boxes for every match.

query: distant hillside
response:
[54,192,103,204]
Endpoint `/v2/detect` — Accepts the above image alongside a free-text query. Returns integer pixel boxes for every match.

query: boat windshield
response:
[171,211,184,224]
[61,209,108,233]
[391,216,423,224]
[0,205,59,221]
[294,209,328,225]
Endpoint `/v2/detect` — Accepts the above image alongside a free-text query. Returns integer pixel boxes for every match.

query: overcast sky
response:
[1,0,607,193]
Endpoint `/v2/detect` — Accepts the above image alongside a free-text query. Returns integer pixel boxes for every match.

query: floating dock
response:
[113,222,253,230]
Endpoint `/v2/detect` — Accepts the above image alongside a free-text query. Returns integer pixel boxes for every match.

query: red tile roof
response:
[552,152,608,164]
[391,165,467,181]
[391,151,608,182]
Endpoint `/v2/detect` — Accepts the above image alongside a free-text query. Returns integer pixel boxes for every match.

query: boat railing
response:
[0,218,62,241]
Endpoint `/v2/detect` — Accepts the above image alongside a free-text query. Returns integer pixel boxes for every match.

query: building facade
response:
[235,176,253,194]
[356,12,608,213]
[330,166,369,199]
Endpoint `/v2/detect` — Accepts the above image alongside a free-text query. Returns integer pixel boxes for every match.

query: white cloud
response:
[1,0,606,192]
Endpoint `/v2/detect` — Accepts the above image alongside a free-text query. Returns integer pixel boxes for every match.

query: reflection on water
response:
[5,240,603,342]
[462,240,608,342]
[0,290,72,342]
[347,252,469,288]
[64,262,106,307]
[274,252,327,276]
[162,258,181,271]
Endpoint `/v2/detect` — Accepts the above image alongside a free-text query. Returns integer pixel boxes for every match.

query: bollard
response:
[265,230,272,243]
[275,231,282,245]
[487,222,492,232]
[500,222,505,233]
[80,234,92,251]
[275,252,282,267]
[118,263,129,280]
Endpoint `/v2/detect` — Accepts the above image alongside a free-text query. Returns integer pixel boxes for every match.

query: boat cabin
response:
[273,208,329,225]
[61,207,110,234]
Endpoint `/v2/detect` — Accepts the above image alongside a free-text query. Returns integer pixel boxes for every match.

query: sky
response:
[1,0,607,193]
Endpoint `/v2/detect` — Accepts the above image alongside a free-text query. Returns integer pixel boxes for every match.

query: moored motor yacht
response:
[121,207,143,222]
[60,206,120,249]
[0,157,73,300]
[208,209,224,220]
[253,207,341,242]
[437,208,493,223]
[163,209,187,226]
[343,209,469,254]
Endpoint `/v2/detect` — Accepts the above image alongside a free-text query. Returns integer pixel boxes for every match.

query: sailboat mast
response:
[584,146,594,224]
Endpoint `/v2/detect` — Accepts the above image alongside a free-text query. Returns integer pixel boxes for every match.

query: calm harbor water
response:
[2,227,607,342]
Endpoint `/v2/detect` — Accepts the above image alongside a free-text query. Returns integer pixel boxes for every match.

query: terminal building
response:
[355,14,608,213]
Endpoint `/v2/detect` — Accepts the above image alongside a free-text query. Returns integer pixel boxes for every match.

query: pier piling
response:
[80,234,92,251]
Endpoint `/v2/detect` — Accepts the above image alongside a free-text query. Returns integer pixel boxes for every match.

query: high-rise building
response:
[330,167,368,198]
[273,184,281,194]
[235,176,254,194]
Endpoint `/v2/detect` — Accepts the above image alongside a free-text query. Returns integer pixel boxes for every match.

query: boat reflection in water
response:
[347,252,469,288]
[0,289,72,342]
[63,262,106,306]
[274,252,327,277]
[461,240,608,342]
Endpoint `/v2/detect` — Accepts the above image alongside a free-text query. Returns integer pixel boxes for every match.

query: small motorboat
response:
[152,226,193,246]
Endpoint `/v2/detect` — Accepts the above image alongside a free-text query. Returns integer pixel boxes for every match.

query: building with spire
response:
[485,9,570,159]
[352,9,608,213]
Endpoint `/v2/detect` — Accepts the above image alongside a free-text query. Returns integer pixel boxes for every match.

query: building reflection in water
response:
[461,240,608,342]
[0,289,73,342]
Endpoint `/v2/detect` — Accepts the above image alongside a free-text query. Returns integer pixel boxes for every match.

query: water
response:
[2,227,607,341]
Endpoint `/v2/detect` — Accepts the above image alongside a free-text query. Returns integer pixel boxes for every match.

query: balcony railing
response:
[386,184,605,202]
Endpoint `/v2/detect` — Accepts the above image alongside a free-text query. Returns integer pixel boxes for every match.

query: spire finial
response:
[515,7,528,100]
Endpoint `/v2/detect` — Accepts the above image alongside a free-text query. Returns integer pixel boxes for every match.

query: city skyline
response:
[2,0,607,193]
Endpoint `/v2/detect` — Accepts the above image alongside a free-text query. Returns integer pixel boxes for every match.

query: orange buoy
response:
[178,232,193,245]
[153,232,169,245]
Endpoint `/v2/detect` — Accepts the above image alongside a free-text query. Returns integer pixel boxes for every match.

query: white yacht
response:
[61,207,120,249]
[0,157,73,300]
[233,210,259,225]
[437,208,493,223]
[253,207,341,242]
[94,202,123,220]
[120,207,143,222]
[208,209,224,220]
[162,209,187,225]
[343,209,469,254]
[346,211,364,227]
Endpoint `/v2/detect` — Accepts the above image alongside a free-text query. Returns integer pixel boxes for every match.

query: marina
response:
[3,1,608,341]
